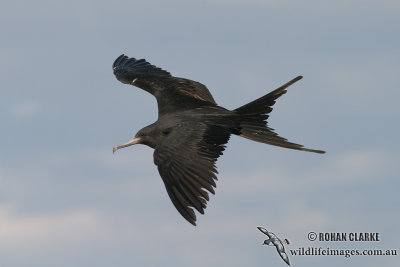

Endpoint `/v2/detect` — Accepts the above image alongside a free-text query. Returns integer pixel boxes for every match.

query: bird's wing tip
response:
[294,75,303,82]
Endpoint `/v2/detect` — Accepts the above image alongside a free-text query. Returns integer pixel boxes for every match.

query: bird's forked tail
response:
[234,76,325,154]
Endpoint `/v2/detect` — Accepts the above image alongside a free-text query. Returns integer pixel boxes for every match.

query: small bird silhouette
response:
[257,227,290,266]
[112,54,325,225]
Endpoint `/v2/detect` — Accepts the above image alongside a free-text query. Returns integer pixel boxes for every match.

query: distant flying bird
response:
[257,226,290,266]
[112,54,325,225]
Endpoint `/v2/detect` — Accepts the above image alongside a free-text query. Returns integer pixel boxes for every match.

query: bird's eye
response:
[139,132,145,137]
[162,129,171,135]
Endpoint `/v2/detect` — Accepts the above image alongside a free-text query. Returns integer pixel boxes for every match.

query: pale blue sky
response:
[1,1,399,266]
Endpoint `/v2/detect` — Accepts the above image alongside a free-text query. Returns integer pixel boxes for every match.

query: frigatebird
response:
[112,55,325,225]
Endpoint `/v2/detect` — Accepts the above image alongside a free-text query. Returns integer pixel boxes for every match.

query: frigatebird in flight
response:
[112,55,325,225]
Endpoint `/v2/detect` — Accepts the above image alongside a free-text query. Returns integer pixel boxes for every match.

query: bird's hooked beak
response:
[113,137,142,153]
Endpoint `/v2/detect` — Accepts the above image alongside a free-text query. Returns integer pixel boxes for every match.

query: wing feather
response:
[154,122,230,225]
[113,54,217,116]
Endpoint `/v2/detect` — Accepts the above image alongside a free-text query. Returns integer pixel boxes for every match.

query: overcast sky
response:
[1,1,399,266]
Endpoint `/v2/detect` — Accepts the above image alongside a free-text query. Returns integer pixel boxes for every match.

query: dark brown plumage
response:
[112,54,325,225]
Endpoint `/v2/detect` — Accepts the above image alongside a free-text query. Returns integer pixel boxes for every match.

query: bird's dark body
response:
[133,107,237,149]
[112,54,325,225]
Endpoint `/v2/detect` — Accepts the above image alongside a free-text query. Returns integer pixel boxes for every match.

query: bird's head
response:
[263,239,272,245]
[113,124,163,153]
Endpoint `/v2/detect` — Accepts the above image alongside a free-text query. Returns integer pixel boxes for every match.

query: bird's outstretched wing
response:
[113,54,217,116]
[153,122,230,225]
